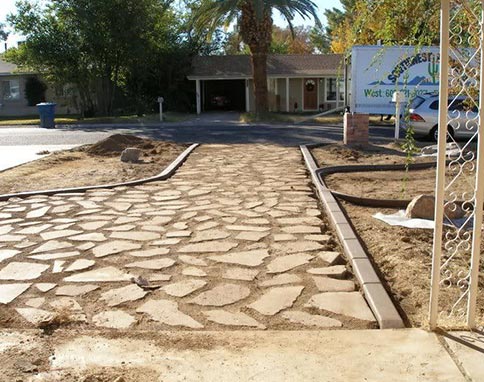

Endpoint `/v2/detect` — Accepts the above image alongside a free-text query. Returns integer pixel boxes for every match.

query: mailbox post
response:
[157,96,164,122]
[391,91,405,141]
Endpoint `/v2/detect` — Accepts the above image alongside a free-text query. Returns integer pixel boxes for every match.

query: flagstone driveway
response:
[0,144,376,330]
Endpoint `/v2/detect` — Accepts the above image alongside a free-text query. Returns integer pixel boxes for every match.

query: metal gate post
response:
[466,0,484,327]
[429,0,451,330]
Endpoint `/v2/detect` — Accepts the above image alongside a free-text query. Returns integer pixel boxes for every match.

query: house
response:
[188,54,345,114]
[0,58,78,116]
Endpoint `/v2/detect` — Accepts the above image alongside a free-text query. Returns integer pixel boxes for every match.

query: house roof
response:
[188,54,344,80]
[0,58,19,75]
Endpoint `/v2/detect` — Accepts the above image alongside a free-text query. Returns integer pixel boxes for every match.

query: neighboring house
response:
[0,58,78,117]
[188,54,345,114]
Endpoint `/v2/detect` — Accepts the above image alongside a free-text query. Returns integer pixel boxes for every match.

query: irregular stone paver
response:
[93,241,142,258]
[222,267,259,281]
[235,231,269,242]
[137,299,203,328]
[259,274,302,287]
[189,284,251,307]
[162,279,207,297]
[31,241,73,254]
[92,310,136,329]
[128,248,170,257]
[281,311,342,328]
[318,251,342,265]
[313,277,356,292]
[64,259,96,272]
[305,292,376,322]
[190,229,230,242]
[179,241,238,253]
[182,267,207,277]
[40,230,82,241]
[16,307,54,325]
[0,249,19,262]
[110,231,160,241]
[70,233,107,242]
[35,283,56,292]
[125,258,176,270]
[64,267,131,282]
[272,241,324,254]
[0,283,31,304]
[29,251,80,261]
[248,286,304,316]
[266,253,314,274]
[204,310,265,329]
[25,297,45,308]
[100,284,147,307]
[178,255,208,266]
[307,265,347,278]
[55,284,99,296]
[0,144,373,330]
[0,262,50,281]
[208,249,269,267]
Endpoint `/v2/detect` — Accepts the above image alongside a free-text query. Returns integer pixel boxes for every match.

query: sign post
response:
[157,97,164,122]
[391,91,405,141]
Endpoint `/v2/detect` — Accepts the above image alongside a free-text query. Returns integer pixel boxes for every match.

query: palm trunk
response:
[250,50,269,115]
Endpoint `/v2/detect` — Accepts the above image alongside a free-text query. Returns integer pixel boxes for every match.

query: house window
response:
[1,79,20,101]
[325,78,337,101]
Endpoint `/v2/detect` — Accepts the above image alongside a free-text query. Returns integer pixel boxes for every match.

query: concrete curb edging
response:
[300,144,405,329]
[0,143,199,202]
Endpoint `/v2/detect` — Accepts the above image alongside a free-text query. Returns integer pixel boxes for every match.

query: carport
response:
[202,79,247,112]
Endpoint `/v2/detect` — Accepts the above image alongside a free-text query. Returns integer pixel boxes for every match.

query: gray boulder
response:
[120,147,142,163]
[406,194,465,220]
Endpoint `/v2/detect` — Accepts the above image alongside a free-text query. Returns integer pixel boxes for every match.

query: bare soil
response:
[311,143,484,328]
[0,134,189,195]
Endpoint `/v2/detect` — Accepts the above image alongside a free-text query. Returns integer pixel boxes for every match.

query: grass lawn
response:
[0,112,193,126]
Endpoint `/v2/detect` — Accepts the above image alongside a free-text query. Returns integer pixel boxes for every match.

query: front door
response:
[303,78,318,110]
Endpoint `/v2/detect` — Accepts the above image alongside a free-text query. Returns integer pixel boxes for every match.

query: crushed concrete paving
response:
[0,144,376,330]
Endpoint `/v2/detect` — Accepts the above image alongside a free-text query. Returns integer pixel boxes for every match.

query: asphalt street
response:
[0,120,397,147]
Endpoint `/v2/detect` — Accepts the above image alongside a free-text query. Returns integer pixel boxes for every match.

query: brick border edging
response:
[300,144,405,329]
[0,143,199,202]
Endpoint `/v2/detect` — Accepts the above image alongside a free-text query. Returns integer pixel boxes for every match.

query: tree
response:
[5,0,216,116]
[0,23,8,41]
[223,25,317,55]
[326,0,440,53]
[194,0,320,115]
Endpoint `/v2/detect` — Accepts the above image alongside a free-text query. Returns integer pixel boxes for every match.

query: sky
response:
[0,0,342,52]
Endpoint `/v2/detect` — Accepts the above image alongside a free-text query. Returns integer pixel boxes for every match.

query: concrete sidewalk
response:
[1,329,481,381]
[0,145,78,172]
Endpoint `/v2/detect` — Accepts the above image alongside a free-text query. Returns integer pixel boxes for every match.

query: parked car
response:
[211,95,230,109]
[403,93,478,141]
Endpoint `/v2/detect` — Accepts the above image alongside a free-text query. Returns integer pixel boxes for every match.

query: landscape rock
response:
[120,147,142,163]
[406,194,465,220]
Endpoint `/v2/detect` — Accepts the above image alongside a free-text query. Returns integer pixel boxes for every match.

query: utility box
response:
[37,102,56,129]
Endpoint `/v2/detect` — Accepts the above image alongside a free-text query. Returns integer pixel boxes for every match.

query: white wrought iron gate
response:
[430,0,484,329]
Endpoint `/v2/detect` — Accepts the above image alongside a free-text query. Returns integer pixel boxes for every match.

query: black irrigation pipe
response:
[316,161,439,208]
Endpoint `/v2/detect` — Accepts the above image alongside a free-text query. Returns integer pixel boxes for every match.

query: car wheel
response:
[429,125,454,142]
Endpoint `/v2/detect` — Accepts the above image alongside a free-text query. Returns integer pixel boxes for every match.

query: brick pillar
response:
[344,112,369,145]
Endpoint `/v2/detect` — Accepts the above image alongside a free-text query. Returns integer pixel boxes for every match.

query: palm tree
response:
[194,0,320,116]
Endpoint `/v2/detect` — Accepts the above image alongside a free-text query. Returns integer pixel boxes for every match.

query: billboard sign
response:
[350,45,440,114]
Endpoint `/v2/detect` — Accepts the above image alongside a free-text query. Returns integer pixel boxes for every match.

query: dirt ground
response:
[0,134,189,195]
[311,143,484,328]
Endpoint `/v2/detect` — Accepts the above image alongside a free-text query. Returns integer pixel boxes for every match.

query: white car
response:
[404,93,478,141]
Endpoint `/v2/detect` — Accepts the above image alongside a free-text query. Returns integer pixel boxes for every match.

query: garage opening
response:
[203,79,246,111]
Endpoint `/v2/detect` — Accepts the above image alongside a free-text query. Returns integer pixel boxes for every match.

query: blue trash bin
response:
[37,102,56,129]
